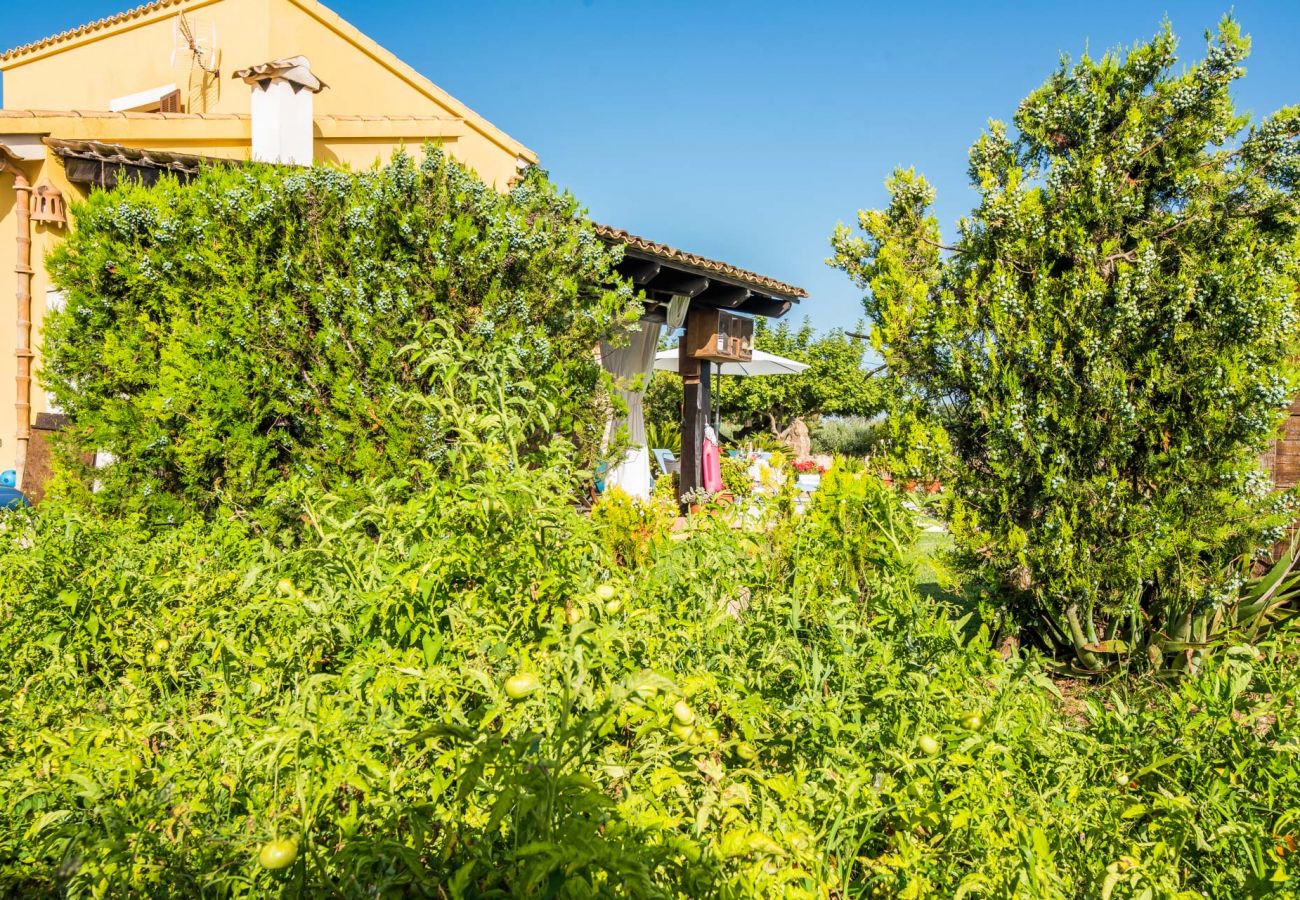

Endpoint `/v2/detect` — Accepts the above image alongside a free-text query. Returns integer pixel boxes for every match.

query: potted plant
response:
[681,487,713,515]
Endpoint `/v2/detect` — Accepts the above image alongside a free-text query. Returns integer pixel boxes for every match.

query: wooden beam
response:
[647,272,710,298]
[615,246,804,312]
[738,295,793,318]
[618,259,662,285]
[693,284,751,309]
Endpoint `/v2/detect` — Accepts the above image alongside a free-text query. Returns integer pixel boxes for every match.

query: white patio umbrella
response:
[653,348,809,434]
[653,348,810,377]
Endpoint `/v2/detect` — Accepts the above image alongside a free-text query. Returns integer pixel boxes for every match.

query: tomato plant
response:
[1,463,1297,896]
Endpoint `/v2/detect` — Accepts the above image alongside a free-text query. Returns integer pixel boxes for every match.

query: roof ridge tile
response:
[2,1,184,62]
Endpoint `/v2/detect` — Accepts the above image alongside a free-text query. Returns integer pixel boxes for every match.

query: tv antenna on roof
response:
[172,11,220,77]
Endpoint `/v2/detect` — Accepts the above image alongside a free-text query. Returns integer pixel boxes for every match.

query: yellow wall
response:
[0,175,19,478]
[0,0,538,480]
[0,0,533,183]
[0,153,89,481]
[2,0,263,116]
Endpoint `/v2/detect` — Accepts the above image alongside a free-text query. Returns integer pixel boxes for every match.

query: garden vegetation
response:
[4,420,1299,896]
[1,21,1299,900]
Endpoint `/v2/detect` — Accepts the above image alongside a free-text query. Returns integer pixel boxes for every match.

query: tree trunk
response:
[779,417,811,458]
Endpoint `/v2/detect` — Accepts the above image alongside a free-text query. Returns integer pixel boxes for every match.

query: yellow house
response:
[0,0,805,501]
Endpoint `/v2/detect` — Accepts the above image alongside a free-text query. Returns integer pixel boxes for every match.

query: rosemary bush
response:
[42,149,637,519]
[831,20,1300,669]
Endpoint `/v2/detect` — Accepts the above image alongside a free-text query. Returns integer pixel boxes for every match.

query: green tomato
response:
[258,837,299,870]
[275,579,296,597]
[670,721,695,742]
[918,735,941,757]
[565,606,583,625]
[697,726,720,745]
[504,672,540,700]
[145,652,162,667]
[672,700,696,726]
[604,598,623,614]
[735,741,758,761]
[153,639,170,654]
[959,713,983,732]
[595,583,617,601]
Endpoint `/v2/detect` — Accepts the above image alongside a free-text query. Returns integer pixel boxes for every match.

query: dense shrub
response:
[41,149,638,519]
[831,20,1300,669]
[591,486,676,568]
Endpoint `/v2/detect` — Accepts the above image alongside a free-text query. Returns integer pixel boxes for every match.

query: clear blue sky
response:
[4,1,1300,332]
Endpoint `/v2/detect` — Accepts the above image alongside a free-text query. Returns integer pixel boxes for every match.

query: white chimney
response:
[232,56,326,166]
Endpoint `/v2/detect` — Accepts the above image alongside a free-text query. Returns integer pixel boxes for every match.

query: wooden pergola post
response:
[678,328,711,508]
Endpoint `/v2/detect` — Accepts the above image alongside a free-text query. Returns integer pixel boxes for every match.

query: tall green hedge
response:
[42,149,637,518]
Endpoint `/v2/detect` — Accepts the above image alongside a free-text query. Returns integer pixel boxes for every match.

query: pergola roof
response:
[46,137,234,187]
[593,223,805,306]
[44,137,807,316]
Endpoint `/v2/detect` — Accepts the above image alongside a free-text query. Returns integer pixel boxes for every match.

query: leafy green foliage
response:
[830,20,1300,669]
[42,149,638,519]
[645,420,681,454]
[3,461,1299,897]
[2,332,1297,896]
[591,486,676,568]
[718,455,753,499]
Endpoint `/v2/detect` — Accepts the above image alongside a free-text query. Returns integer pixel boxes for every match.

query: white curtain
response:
[600,319,663,500]
[666,294,690,330]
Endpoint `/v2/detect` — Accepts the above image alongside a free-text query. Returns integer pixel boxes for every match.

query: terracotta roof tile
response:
[0,109,460,126]
[592,223,807,300]
[2,1,185,62]
[44,137,234,175]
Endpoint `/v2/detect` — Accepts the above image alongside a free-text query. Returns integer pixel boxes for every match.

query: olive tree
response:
[830,20,1300,669]
[716,318,883,437]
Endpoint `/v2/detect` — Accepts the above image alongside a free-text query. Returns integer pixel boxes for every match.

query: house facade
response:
[0,0,805,501]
